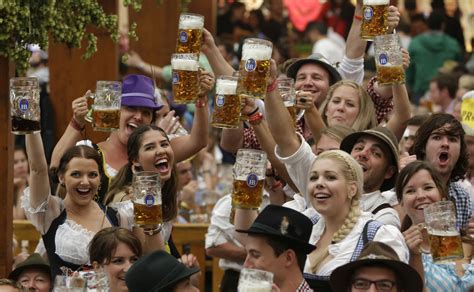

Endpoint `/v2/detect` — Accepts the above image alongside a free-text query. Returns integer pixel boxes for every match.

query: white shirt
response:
[361,191,400,229]
[304,212,409,276]
[205,193,270,271]
[312,38,344,65]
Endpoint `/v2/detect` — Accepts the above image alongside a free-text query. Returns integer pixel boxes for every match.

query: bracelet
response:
[248,112,264,125]
[354,14,363,21]
[270,181,283,191]
[70,118,85,132]
[201,169,212,175]
[267,79,278,93]
[143,225,162,236]
[195,99,206,108]
[247,107,259,117]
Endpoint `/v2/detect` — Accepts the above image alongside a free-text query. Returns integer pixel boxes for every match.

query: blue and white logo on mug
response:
[379,53,388,65]
[246,173,258,188]
[172,72,179,84]
[245,58,257,72]
[179,31,188,43]
[216,95,225,107]
[19,99,29,112]
[145,194,155,207]
[364,7,373,20]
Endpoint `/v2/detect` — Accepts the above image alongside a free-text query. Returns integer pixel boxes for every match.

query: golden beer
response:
[232,178,264,209]
[133,201,163,229]
[237,39,273,99]
[212,76,240,128]
[286,104,298,129]
[176,13,204,54]
[171,53,200,104]
[428,231,464,262]
[361,0,389,40]
[92,107,121,131]
[376,65,405,86]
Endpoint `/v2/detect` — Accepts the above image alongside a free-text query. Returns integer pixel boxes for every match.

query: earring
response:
[60,182,65,187]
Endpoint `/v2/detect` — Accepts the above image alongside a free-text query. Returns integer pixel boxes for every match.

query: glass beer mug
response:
[171,53,200,104]
[238,268,273,292]
[176,13,204,54]
[424,201,464,263]
[132,171,163,229]
[236,38,273,100]
[360,0,389,40]
[374,33,405,86]
[10,77,41,135]
[277,77,304,128]
[85,81,122,131]
[211,76,240,129]
[232,149,267,210]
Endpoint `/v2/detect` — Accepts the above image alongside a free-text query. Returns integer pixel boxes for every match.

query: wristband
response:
[354,14,363,21]
[70,118,85,132]
[247,107,259,117]
[270,181,283,191]
[143,225,162,236]
[248,112,264,125]
[267,79,278,93]
[195,99,206,108]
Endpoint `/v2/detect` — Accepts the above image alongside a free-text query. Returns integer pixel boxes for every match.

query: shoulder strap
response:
[92,143,110,204]
[350,220,383,261]
[372,203,392,215]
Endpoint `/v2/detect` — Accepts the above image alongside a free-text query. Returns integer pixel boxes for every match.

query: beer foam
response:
[179,18,204,29]
[171,58,199,71]
[429,230,460,236]
[242,44,272,61]
[363,0,389,5]
[216,80,238,94]
[238,282,272,292]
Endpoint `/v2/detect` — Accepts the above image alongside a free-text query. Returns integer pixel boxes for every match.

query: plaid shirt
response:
[448,181,472,229]
[296,279,314,292]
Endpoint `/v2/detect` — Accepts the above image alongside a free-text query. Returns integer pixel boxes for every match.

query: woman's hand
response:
[240,96,257,116]
[157,110,181,135]
[266,59,278,86]
[201,28,217,56]
[198,69,215,98]
[71,91,90,126]
[403,224,425,255]
[401,48,410,70]
[387,5,400,33]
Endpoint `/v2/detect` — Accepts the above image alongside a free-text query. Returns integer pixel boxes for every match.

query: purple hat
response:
[121,74,162,109]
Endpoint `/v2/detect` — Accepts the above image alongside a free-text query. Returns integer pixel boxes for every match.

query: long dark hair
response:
[106,125,178,221]
[395,161,450,232]
[50,145,103,198]
[412,113,468,182]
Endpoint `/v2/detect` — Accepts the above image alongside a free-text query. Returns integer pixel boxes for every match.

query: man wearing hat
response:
[330,241,423,292]
[125,250,200,292]
[235,205,316,291]
[8,253,52,292]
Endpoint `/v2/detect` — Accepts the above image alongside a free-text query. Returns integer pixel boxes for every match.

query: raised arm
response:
[26,133,50,209]
[344,0,366,60]
[265,60,301,157]
[50,93,89,168]
[298,92,326,142]
[201,28,235,76]
[171,70,214,163]
[385,83,411,141]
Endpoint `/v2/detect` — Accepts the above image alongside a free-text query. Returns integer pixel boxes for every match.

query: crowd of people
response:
[5,0,474,291]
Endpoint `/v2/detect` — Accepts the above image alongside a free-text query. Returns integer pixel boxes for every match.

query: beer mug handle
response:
[84,91,96,123]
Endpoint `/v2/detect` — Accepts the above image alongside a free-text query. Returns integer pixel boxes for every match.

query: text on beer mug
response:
[360,0,389,40]
[232,149,267,209]
[237,38,273,100]
[132,171,163,229]
[176,13,204,54]
[238,268,273,292]
[424,201,464,263]
[171,53,200,104]
[374,33,405,86]
[85,81,122,132]
[10,77,41,135]
[212,76,241,129]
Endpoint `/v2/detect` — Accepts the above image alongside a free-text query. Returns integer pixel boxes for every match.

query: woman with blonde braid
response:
[303,150,408,291]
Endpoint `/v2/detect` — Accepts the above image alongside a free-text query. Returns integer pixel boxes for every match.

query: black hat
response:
[330,242,423,292]
[340,126,399,191]
[9,253,51,281]
[286,53,341,85]
[125,250,200,292]
[236,205,316,254]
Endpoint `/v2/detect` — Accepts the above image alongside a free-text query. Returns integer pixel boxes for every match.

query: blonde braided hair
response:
[309,150,363,273]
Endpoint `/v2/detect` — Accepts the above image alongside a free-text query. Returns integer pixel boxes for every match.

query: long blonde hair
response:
[320,80,377,131]
[308,150,363,273]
